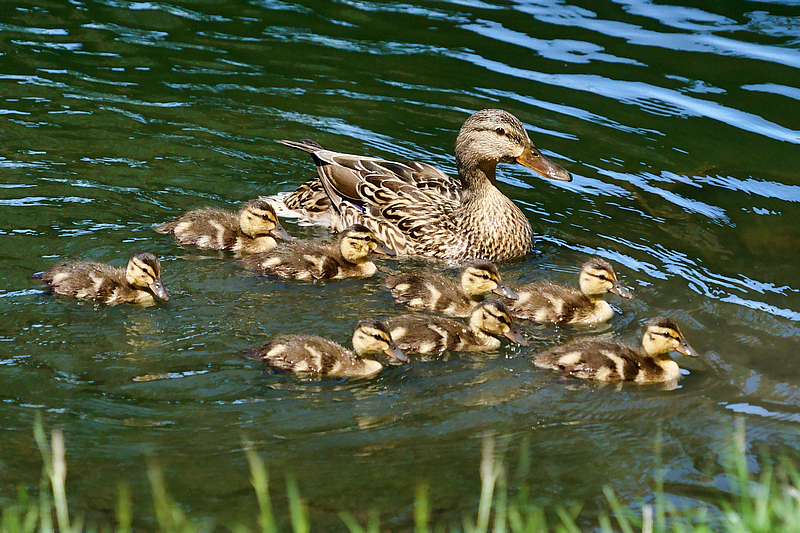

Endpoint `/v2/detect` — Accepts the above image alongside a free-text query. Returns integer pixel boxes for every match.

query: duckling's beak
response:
[493,283,518,300]
[150,279,170,301]
[384,343,408,362]
[372,242,397,256]
[504,327,528,346]
[610,282,633,299]
[517,146,572,182]
[271,223,293,242]
[675,339,700,358]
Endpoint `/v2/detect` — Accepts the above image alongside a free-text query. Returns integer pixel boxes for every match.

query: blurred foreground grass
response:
[2,417,799,532]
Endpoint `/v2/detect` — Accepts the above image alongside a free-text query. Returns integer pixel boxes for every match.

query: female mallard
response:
[34,251,169,305]
[383,261,517,317]
[385,299,527,356]
[272,109,571,261]
[509,258,632,324]
[238,224,392,280]
[154,198,292,253]
[246,319,407,377]
[531,317,699,383]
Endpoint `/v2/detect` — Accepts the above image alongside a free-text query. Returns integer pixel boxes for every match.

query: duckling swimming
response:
[34,251,169,305]
[270,109,571,261]
[385,299,527,356]
[531,317,699,383]
[509,258,632,324]
[383,262,517,317]
[154,198,292,253]
[246,319,407,377]
[239,224,392,280]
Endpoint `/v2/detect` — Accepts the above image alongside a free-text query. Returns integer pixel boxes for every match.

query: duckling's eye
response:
[495,127,506,136]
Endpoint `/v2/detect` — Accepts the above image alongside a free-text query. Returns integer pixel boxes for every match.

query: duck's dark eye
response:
[495,127,506,136]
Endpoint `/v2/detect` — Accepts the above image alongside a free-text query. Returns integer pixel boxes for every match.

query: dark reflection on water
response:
[1,0,799,527]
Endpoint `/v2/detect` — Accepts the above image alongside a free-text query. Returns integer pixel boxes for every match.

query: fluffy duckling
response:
[383,262,517,317]
[385,299,527,356]
[239,224,393,280]
[153,198,292,253]
[508,258,632,324]
[531,317,699,383]
[246,319,407,377]
[34,251,169,305]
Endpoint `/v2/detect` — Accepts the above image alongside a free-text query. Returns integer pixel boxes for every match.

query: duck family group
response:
[34,109,699,385]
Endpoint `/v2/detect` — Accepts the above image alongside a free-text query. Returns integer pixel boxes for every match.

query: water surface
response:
[1,0,799,528]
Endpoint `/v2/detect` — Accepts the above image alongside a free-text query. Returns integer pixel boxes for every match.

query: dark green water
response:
[2,0,799,528]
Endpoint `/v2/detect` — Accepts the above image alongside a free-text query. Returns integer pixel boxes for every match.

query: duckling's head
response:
[125,251,169,301]
[239,198,293,242]
[352,319,408,362]
[470,299,528,346]
[641,317,699,358]
[339,224,394,263]
[455,109,571,182]
[461,261,517,299]
[578,258,633,299]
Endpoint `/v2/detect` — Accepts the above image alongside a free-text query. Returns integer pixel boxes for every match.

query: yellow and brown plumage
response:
[385,299,527,356]
[34,251,169,305]
[508,258,632,324]
[271,109,571,261]
[238,224,393,280]
[531,317,699,383]
[246,319,407,377]
[383,261,517,317]
[153,198,292,253]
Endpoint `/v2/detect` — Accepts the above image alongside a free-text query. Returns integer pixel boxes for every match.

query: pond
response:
[1,0,799,529]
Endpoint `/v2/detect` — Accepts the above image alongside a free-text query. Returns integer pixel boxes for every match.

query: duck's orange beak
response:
[517,145,571,182]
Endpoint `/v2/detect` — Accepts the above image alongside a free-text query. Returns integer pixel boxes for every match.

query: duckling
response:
[531,317,699,383]
[33,251,169,305]
[153,198,292,253]
[238,224,393,280]
[385,299,528,356]
[270,109,571,261]
[383,261,517,317]
[246,319,407,377]
[508,258,632,324]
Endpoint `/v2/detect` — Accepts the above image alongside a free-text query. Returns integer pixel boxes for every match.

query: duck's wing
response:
[280,140,464,256]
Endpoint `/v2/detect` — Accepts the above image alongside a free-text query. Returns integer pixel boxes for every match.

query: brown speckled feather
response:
[532,340,642,381]
[384,314,487,355]
[247,335,377,376]
[37,261,156,305]
[508,282,591,323]
[384,272,478,317]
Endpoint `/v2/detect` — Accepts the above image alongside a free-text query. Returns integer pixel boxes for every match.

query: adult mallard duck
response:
[383,261,517,317]
[508,258,632,324]
[238,224,392,280]
[153,198,292,254]
[246,319,407,377]
[531,317,699,383]
[33,251,169,305]
[385,299,527,356]
[271,109,571,261]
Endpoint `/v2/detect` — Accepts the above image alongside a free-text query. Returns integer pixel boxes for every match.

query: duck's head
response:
[455,109,571,182]
[578,257,632,299]
[470,299,528,346]
[339,224,395,263]
[641,317,699,358]
[461,261,517,299]
[352,319,408,362]
[239,198,293,242]
[125,251,169,301]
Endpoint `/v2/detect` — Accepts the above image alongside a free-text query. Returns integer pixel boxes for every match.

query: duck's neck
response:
[456,166,533,261]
